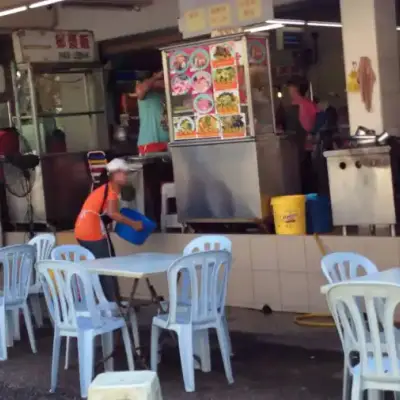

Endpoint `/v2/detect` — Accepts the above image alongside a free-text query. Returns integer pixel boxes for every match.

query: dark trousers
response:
[77,237,122,303]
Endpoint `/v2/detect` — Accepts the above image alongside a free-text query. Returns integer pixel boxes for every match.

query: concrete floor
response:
[0,308,344,399]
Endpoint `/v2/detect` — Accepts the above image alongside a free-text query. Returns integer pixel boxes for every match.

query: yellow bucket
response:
[271,195,306,235]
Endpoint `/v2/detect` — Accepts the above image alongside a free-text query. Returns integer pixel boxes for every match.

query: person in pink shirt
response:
[287,77,319,135]
[286,77,319,193]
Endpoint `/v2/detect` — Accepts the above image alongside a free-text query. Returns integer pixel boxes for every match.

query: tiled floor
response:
[0,308,343,399]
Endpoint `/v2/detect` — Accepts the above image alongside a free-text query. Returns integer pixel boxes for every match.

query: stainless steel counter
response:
[170,135,301,222]
[324,146,396,231]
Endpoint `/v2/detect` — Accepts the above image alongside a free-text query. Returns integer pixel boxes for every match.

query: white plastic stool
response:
[161,182,184,232]
[88,371,163,400]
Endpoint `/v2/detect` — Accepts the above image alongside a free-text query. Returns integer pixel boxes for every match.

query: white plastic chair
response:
[88,371,163,400]
[0,244,37,360]
[160,183,184,232]
[28,233,56,329]
[151,250,234,392]
[321,252,378,284]
[321,252,379,400]
[325,282,400,400]
[51,245,140,370]
[37,260,135,398]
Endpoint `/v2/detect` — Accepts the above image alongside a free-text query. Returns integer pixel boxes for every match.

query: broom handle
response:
[314,233,328,256]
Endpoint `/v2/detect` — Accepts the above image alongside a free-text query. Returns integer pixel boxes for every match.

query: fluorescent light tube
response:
[0,6,27,17]
[246,24,284,33]
[308,21,342,28]
[29,0,64,9]
[266,19,305,26]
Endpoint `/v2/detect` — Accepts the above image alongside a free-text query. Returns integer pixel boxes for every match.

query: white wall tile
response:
[307,273,330,313]
[250,236,278,271]
[253,270,281,311]
[280,271,309,313]
[227,269,254,308]
[277,236,306,272]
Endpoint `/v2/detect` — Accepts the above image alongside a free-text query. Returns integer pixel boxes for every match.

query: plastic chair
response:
[28,233,56,329]
[321,252,379,400]
[321,252,378,284]
[160,183,183,232]
[37,260,134,398]
[151,250,234,392]
[0,244,36,360]
[325,282,400,400]
[51,245,140,370]
[87,151,107,192]
[88,371,163,400]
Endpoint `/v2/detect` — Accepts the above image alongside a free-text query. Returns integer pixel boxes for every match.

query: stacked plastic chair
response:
[88,371,163,400]
[87,151,107,192]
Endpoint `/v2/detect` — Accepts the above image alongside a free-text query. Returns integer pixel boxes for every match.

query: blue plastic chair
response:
[51,245,140,371]
[151,250,234,392]
[0,244,36,360]
[28,234,56,329]
[37,260,134,398]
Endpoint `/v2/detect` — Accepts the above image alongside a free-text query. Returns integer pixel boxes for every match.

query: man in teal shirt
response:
[135,71,170,155]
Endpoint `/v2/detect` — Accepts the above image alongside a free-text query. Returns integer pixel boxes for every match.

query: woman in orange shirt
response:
[75,158,143,302]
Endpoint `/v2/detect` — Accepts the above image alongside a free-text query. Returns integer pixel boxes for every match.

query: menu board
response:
[168,39,248,140]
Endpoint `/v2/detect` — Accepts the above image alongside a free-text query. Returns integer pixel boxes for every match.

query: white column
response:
[340,0,400,135]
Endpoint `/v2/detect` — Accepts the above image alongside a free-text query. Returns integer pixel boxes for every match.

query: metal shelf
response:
[14,110,105,120]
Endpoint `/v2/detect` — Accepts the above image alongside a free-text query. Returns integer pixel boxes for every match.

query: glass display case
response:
[162,33,301,224]
[11,62,107,154]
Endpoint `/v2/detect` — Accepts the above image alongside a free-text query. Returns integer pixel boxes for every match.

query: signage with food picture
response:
[215,90,240,114]
[210,42,236,68]
[220,114,246,138]
[174,116,197,140]
[167,38,248,141]
[197,115,221,138]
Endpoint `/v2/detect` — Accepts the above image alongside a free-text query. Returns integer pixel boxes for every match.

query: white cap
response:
[106,158,129,173]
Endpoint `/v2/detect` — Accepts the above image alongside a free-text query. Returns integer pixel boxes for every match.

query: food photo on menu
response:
[220,114,246,138]
[189,48,210,71]
[196,115,220,137]
[193,94,214,114]
[192,71,212,94]
[170,51,189,74]
[215,90,240,115]
[210,42,236,68]
[213,66,238,91]
[173,116,196,139]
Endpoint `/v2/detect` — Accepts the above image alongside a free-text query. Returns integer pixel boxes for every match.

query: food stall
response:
[7,29,107,229]
[162,33,301,225]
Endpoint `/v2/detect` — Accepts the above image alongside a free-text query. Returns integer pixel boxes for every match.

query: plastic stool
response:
[88,371,163,400]
[161,182,184,232]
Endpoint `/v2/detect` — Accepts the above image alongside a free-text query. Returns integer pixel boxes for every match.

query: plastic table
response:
[82,252,181,368]
[84,253,182,279]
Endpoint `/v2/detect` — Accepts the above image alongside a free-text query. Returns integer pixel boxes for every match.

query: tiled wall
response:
[6,232,400,314]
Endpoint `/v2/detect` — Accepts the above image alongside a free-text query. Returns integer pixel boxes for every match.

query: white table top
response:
[321,267,400,294]
[82,253,182,279]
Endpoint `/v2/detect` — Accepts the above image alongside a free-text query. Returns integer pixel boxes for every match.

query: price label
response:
[237,0,262,21]
[184,8,206,33]
[208,3,232,28]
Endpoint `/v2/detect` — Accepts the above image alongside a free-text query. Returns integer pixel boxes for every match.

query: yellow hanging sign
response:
[208,3,232,28]
[237,0,262,21]
[184,7,207,33]
[346,61,360,93]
